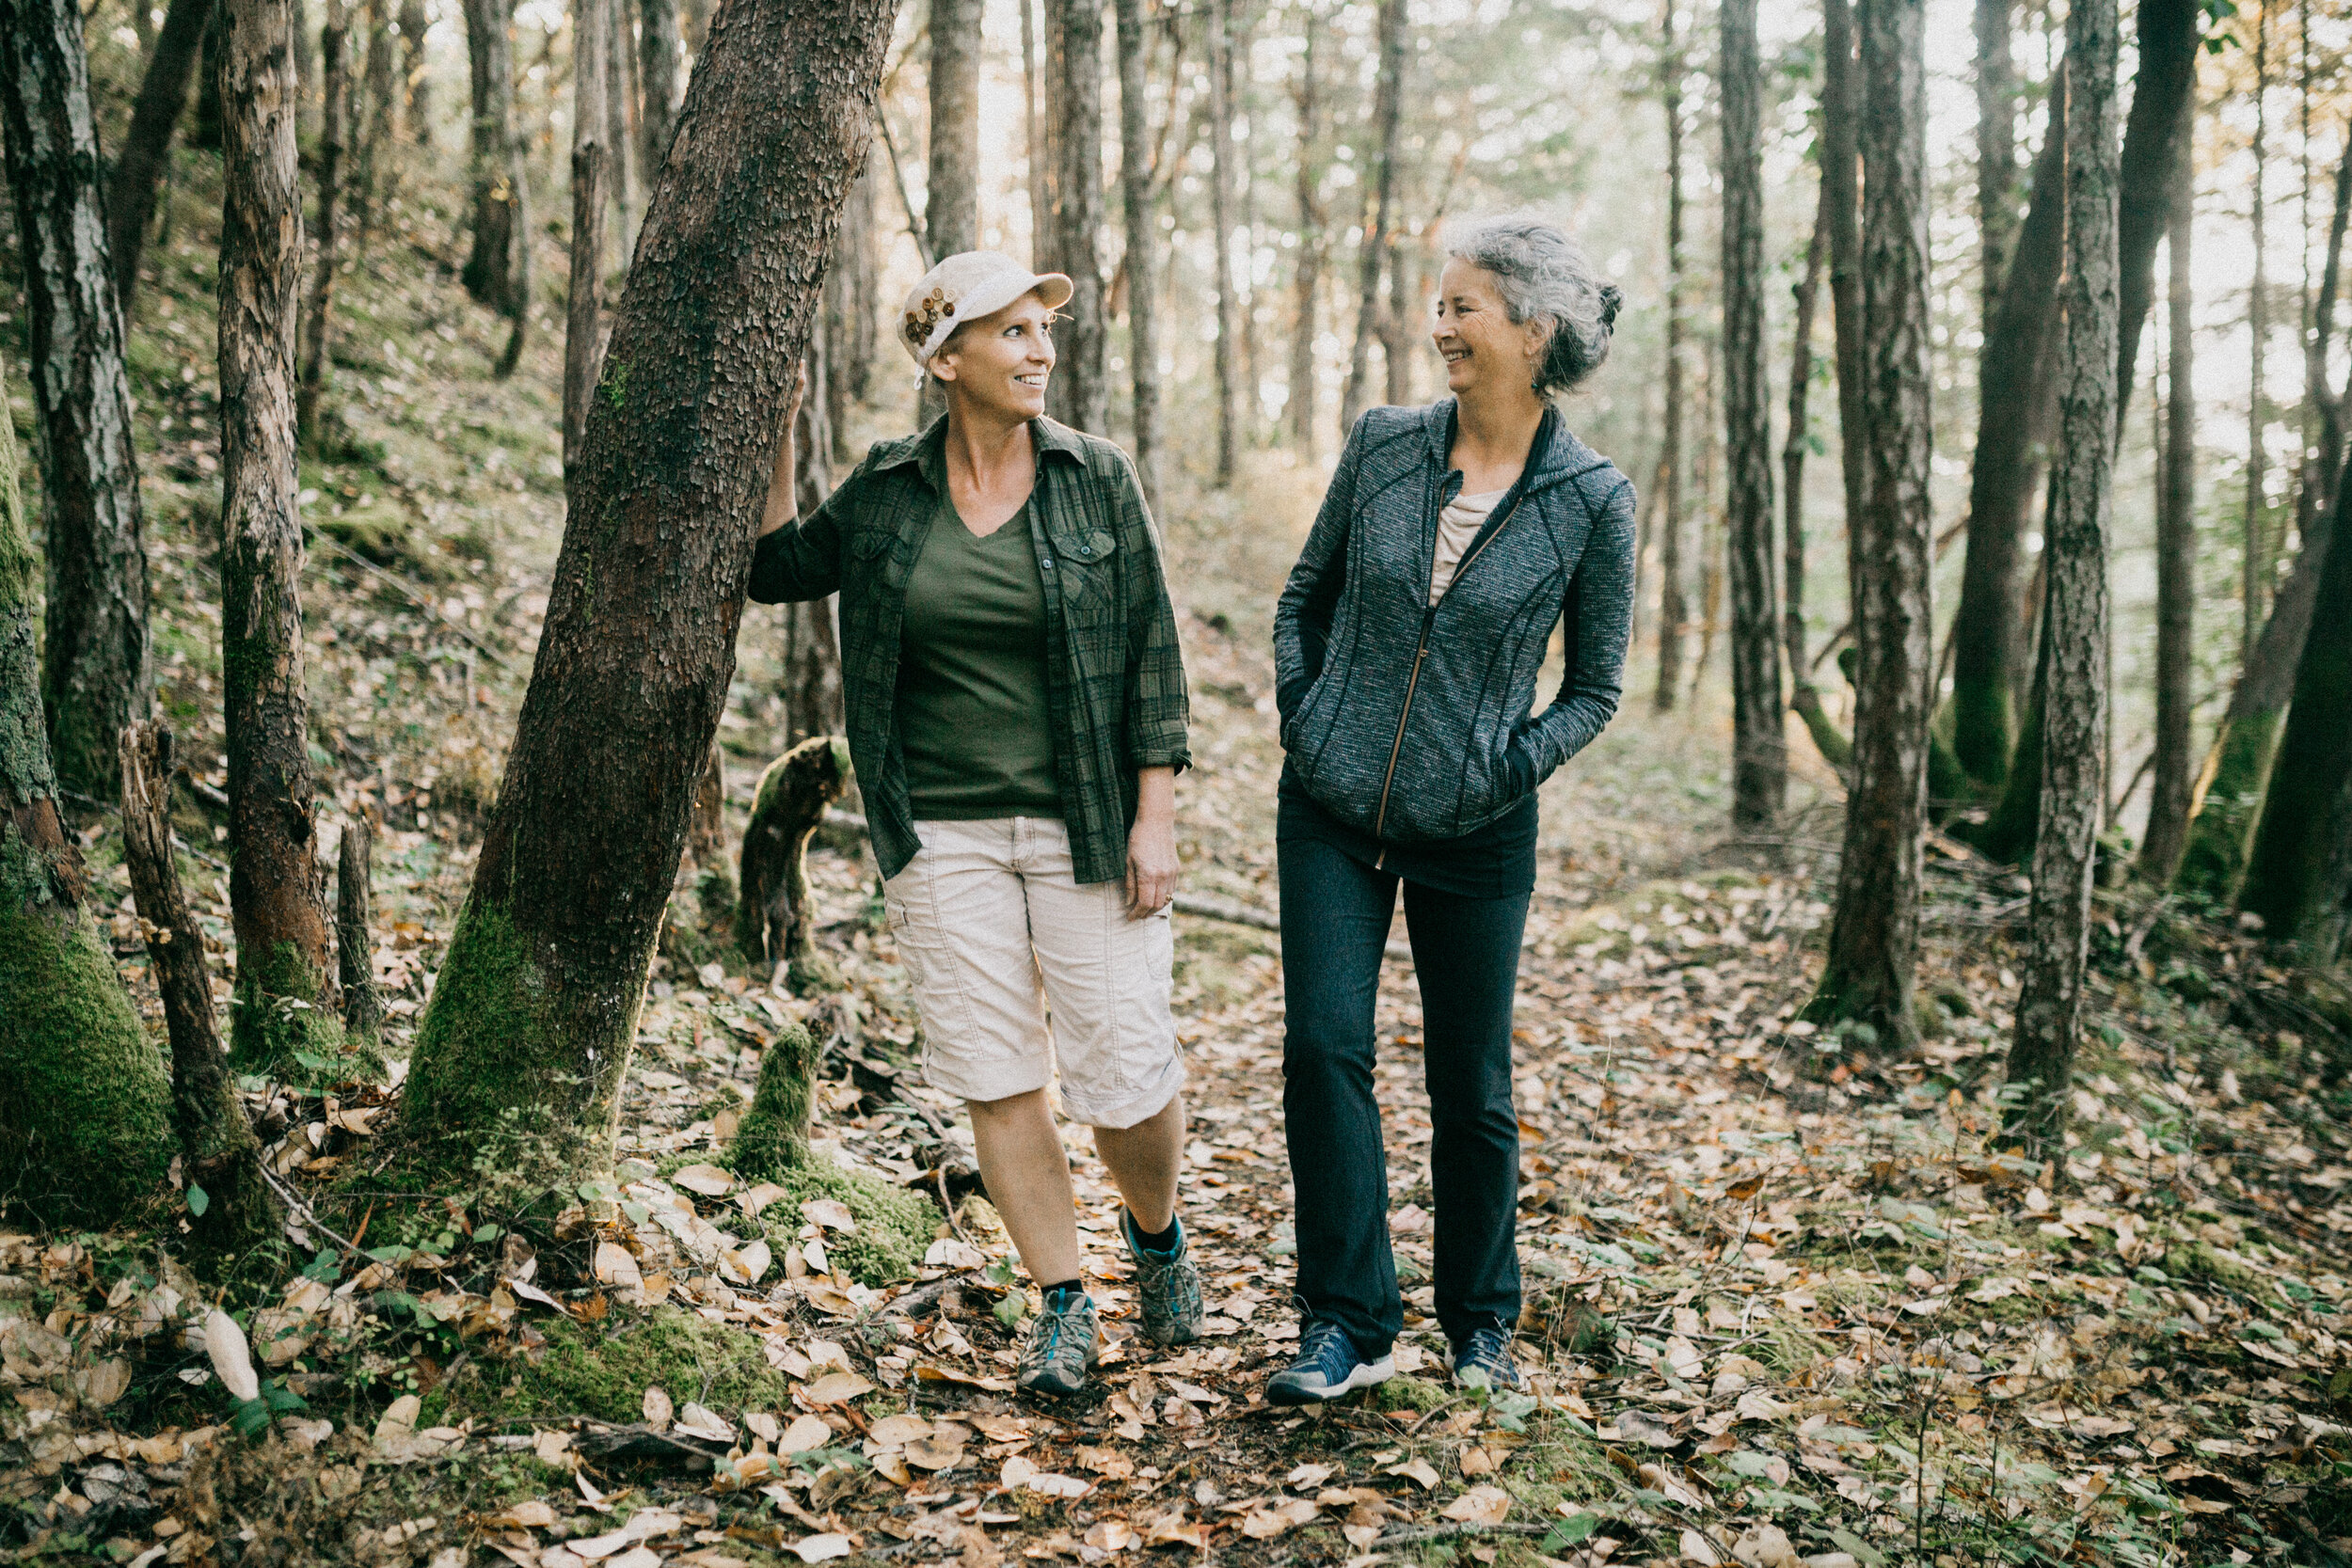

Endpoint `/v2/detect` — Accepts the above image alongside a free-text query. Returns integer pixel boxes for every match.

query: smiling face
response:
[930,291,1057,422]
[1431,259,1549,398]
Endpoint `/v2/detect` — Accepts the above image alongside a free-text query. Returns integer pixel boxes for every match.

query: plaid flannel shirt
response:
[749,415,1191,885]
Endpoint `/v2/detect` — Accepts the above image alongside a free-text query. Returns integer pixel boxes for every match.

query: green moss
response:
[2170,1240,2261,1292]
[762,1157,933,1288]
[727,1023,821,1180]
[0,904,175,1226]
[229,938,358,1085]
[2174,707,2285,902]
[497,1306,798,1425]
[1372,1374,1449,1412]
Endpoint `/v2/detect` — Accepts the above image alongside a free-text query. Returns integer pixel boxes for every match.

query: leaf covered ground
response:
[7,122,2352,1568]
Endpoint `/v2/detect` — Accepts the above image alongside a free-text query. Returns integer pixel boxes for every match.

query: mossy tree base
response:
[726,1022,821,1180]
[230,940,362,1086]
[2172,706,2285,903]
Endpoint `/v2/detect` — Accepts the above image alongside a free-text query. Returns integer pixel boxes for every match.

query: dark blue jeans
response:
[1278,831,1530,1356]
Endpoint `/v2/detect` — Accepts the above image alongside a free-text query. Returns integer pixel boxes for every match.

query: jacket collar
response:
[1422,396,1606,495]
[871,412,1090,494]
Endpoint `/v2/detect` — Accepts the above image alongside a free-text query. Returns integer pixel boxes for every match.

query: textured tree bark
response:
[1021,0,1043,253]
[1285,15,1324,457]
[1784,190,1848,772]
[192,4,222,149]
[784,339,844,747]
[1652,0,1687,713]
[337,814,382,1043]
[736,737,851,991]
[1115,0,1164,512]
[220,0,346,1081]
[0,0,155,802]
[823,139,880,465]
[460,0,530,375]
[396,0,896,1175]
[1975,0,2017,334]
[686,740,727,879]
[107,0,212,311]
[349,0,395,242]
[606,0,637,258]
[1208,0,1239,486]
[1803,0,1934,1056]
[0,351,174,1228]
[638,0,682,178]
[2239,451,2352,944]
[1720,0,1783,828]
[1822,0,1866,559]
[1950,65,2066,792]
[2110,0,2197,420]
[2245,0,2273,662]
[2005,0,2118,1158]
[2140,121,2197,883]
[926,0,981,261]
[1041,0,1107,434]
[296,0,350,446]
[120,721,282,1253]
[1339,0,1403,441]
[399,0,430,146]
[564,0,612,472]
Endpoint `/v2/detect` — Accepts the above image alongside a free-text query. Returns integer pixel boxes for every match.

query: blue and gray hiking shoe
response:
[1265,1318,1394,1405]
[1122,1210,1203,1347]
[1450,1325,1524,1390]
[1017,1286,1101,1398]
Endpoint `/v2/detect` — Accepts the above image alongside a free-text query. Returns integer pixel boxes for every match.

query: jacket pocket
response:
[1051,528,1120,619]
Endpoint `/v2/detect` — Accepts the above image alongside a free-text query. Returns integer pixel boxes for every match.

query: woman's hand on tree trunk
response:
[1127,766,1179,918]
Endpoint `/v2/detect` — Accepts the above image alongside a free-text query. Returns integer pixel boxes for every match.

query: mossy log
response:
[119,721,282,1256]
[725,1021,821,1179]
[0,351,173,1225]
[734,736,850,992]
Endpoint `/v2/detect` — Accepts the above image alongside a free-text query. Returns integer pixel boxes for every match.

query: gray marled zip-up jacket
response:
[1273,398,1636,846]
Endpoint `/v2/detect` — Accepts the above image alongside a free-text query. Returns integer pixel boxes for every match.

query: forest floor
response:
[6,148,2352,1568]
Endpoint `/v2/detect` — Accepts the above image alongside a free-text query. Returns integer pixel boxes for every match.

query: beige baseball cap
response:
[898,251,1074,371]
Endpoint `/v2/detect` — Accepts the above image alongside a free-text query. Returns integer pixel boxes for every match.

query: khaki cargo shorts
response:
[882,816,1183,1129]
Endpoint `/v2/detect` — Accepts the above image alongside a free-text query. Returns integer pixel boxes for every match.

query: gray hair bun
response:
[1447,212,1621,396]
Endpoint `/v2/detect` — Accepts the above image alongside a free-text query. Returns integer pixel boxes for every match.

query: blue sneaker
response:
[1450,1325,1523,1390]
[1265,1318,1394,1405]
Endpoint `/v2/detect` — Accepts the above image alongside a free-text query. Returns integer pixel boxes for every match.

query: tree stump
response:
[727,1020,821,1179]
[735,736,850,992]
[338,815,383,1048]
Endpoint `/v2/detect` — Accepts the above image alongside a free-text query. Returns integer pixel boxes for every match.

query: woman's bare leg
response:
[1092,1092,1184,1233]
[966,1088,1083,1285]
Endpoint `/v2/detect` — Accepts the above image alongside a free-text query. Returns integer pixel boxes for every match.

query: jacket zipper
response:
[1369,494,1525,863]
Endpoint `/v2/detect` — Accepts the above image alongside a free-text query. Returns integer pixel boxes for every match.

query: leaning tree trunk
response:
[0,0,154,802]
[2005,0,2119,1160]
[1784,189,1848,770]
[1208,0,1239,485]
[296,0,350,446]
[1720,0,1783,828]
[1653,0,1688,712]
[638,0,682,178]
[1041,0,1108,434]
[1115,0,1165,514]
[221,0,346,1078]
[1975,0,2018,336]
[395,0,898,1178]
[1950,64,2067,792]
[1338,0,1404,440]
[1803,0,1934,1057]
[2139,118,2198,882]
[2238,449,2352,944]
[120,722,281,1254]
[107,0,212,311]
[0,352,174,1228]
[564,0,612,472]
[461,0,530,374]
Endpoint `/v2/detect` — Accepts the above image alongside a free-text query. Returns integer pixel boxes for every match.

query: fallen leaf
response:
[202,1310,261,1404]
[868,1414,933,1447]
[1240,1497,1319,1538]
[802,1198,857,1233]
[1384,1457,1441,1489]
[799,1371,875,1405]
[787,1537,852,1564]
[778,1414,835,1452]
[642,1385,674,1431]
[1679,1527,1724,1565]
[1442,1486,1512,1525]
[479,1500,560,1529]
[673,1164,736,1196]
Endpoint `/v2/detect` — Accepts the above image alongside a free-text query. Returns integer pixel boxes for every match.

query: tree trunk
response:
[1822,0,1866,584]
[2005,0,2118,1158]
[395,0,897,1178]
[2239,450,2352,943]
[1209,0,1239,484]
[350,0,395,241]
[638,0,681,178]
[1021,0,1043,254]
[1785,183,1848,771]
[823,137,880,465]
[687,739,726,876]
[337,813,382,1043]
[1720,0,1783,828]
[1286,12,1323,456]
[461,0,530,374]
[0,0,154,802]
[1975,0,2016,333]
[1339,0,1403,440]
[606,0,637,259]
[296,0,349,446]
[2139,118,2197,882]
[0,351,174,1229]
[2110,0,2197,421]
[399,0,429,146]
[220,0,345,1079]
[120,721,282,1253]
[1115,0,1163,512]
[736,737,851,991]
[2246,0,2272,661]
[926,0,980,261]
[1803,0,1934,1056]
[784,340,844,747]
[1950,64,2067,791]
[1653,0,1687,713]
[1041,0,1107,434]
[564,0,612,472]
[107,0,211,312]
[192,4,222,150]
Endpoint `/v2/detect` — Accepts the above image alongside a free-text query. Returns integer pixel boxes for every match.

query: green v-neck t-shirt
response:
[897,497,1064,819]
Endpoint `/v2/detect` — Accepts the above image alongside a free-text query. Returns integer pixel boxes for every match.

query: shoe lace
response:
[1297,1318,1355,1373]
[1463,1326,1513,1370]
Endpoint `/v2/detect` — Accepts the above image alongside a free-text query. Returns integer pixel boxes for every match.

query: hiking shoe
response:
[1016,1287,1100,1398]
[1265,1318,1394,1406]
[1450,1325,1523,1390]
[1122,1210,1203,1347]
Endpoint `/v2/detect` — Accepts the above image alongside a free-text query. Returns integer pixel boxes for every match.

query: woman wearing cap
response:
[1265,214,1634,1404]
[749,252,1199,1398]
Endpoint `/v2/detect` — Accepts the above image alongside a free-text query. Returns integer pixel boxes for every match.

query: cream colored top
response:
[1429,487,1510,605]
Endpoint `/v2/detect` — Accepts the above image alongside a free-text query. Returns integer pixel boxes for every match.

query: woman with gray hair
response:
[1265,213,1635,1402]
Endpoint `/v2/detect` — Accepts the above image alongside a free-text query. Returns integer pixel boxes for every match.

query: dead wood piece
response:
[571,1422,730,1463]
[736,736,851,990]
[338,816,382,1043]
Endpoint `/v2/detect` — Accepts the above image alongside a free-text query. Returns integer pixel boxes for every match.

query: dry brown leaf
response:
[1441,1485,1511,1525]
